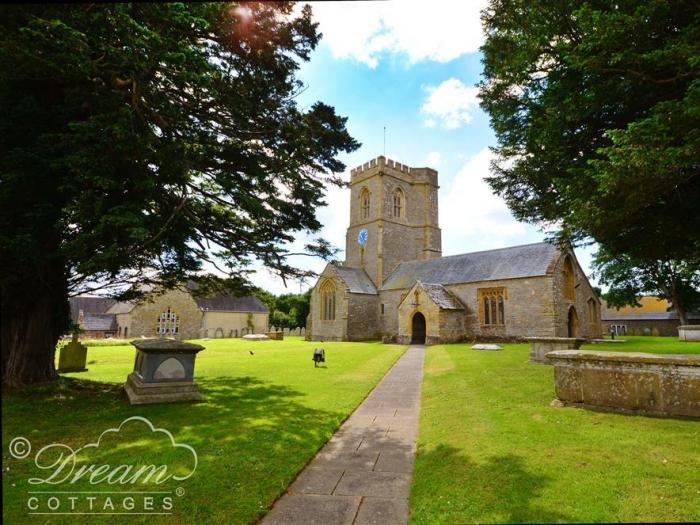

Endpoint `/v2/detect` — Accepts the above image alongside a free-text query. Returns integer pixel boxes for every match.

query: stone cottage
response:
[69,283,268,339]
[307,156,602,344]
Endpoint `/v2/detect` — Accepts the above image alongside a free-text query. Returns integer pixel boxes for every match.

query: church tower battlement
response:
[345,155,442,287]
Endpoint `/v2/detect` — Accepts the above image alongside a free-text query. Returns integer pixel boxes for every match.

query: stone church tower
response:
[345,156,442,287]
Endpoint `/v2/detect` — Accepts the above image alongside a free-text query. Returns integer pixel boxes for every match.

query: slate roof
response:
[82,314,118,331]
[335,266,378,294]
[381,242,560,290]
[421,283,464,310]
[194,294,268,312]
[185,281,269,312]
[106,301,136,314]
[69,297,118,323]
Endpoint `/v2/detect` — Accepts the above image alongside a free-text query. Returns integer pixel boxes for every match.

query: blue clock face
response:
[358,228,368,246]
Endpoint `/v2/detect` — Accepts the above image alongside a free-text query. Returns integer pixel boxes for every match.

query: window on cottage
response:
[157,307,180,335]
[392,188,404,218]
[360,188,370,219]
[478,288,506,325]
[563,256,576,300]
[320,280,336,321]
[381,303,385,315]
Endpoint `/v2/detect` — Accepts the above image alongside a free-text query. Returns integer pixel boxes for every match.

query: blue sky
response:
[249,1,598,294]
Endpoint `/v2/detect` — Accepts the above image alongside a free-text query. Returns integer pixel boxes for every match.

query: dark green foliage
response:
[256,288,311,328]
[593,247,700,324]
[479,1,700,261]
[0,3,358,387]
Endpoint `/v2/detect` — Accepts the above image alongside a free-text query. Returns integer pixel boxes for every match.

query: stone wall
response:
[549,350,700,418]
[448,277,556,338]
[552,252,602,338]
[602,319,682,337]
[126,288,203,340]
[308,266,349,341]
[347,293,380,340]
[201,311,268,338]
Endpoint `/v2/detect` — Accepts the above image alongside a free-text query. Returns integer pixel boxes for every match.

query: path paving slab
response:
[355,497,409,525]
[261,345,425,525]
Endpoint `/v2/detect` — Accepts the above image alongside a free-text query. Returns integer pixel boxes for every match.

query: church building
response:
[307,156,602,344]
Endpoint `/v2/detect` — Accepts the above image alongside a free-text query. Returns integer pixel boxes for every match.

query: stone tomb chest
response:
[524,337,586,364]
[124,338,205,405]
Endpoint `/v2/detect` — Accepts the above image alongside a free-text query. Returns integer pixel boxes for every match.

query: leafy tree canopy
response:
[479,0,700,261]
[0,3,358,387]
[593,246,700,325]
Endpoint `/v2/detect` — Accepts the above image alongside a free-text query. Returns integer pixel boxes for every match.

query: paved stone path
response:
[261,345,425,525]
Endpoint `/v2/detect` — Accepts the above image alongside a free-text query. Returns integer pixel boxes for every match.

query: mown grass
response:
[410,336,700,524]
[2,337,405,524]
[581,335,700,354]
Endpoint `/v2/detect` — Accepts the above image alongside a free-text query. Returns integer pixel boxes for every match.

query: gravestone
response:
[57,331,88,373]
[266,330,284,340]
[124,338,205,405]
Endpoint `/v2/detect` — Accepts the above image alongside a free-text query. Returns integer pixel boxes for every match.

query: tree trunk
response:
[1,266,70,390]
[666,285,689,326]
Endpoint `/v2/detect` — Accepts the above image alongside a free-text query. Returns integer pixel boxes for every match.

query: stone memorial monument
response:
[678,325,700,342]
[124,338,205,405]
[57,331,88,373]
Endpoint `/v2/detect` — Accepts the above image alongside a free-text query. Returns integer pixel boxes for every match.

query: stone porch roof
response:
[381,242,559,290]
[421,283,465,310]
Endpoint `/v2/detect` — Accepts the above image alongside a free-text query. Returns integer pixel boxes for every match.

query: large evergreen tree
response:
[0,3,358,388]
[479,1,700,261]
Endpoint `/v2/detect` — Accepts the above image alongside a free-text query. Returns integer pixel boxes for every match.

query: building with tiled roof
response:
[601,297,700,336]
[307,156,602,344]
[69,284,268,340]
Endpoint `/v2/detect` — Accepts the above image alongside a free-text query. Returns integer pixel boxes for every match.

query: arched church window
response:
[478,288,506,326]
[157,307,180,335]
[563,256,576,300]
[320,280,336,321]
[392,188,404,218]
[360,188,370,219]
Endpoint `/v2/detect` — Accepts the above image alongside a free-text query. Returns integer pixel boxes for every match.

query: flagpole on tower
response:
[383,126,386,156]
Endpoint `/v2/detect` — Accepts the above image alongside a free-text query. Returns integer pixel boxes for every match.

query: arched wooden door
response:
[568,307,579,338]
[411,312,426,344]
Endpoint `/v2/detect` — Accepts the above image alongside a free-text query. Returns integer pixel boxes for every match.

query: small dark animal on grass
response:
[313,348,325,368]
[249,351,254,356]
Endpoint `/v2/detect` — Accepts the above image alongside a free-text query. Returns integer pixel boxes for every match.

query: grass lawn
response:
[410,336,700,524]
[2,337,405,524]
[581,335,700,354]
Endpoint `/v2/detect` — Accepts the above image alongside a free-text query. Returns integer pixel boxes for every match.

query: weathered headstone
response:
[57,331,88,373]
[265,330,284,340]
[124,338,205,405]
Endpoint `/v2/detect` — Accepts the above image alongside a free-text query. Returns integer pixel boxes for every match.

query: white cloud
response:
[304,0,488,67]
[441,148,527,241]
[425,151,441,166]
[421,78,480,129]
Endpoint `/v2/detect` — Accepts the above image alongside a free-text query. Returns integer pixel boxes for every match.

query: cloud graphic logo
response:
[28,416,198,485]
